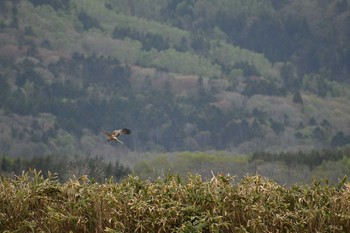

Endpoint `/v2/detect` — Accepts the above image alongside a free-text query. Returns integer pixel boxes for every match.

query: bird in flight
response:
[99,128,131,144]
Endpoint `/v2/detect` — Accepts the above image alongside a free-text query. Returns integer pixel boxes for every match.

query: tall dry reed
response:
[0,171,349,232]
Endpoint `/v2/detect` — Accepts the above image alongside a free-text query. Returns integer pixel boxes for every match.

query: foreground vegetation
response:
[1,171,350,232]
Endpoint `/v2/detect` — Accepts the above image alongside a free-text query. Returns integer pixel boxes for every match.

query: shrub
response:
[1,171,350,232]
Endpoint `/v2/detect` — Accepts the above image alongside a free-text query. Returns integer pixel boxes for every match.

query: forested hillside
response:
[1,0,350,158]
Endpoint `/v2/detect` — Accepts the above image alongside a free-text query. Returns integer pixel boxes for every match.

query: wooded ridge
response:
[0,0,350,155]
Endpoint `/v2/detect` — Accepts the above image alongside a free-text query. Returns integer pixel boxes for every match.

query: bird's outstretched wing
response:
[100,128,131,144]
[99,128,112,137]
[110,128,131,144]
[111,128,131,136]
[99,128,115,141]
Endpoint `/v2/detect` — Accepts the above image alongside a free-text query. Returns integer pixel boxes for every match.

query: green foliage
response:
[1,0,350,154]
[0,75,10,108]
[129,148,350,185]
[1,171,350,232]
[331,132,350,148]
[209,41,273,77]
[112,26,170,51]
[77,10,102,31]
[134,151,250,179]
[29,0,70,11]
[0,155,130,182]
[142,48,221,77]
[293,91,303,105]
[251,148,350,169]
[18,2,76,50]
[73,0,190,46]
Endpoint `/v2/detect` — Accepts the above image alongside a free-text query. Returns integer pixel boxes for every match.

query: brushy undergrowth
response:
[1,171,350,232]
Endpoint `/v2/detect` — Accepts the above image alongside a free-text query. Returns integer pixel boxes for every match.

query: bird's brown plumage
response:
[99,128,131,144]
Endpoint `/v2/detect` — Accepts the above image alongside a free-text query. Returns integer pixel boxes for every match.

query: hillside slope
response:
[0,0,350,156]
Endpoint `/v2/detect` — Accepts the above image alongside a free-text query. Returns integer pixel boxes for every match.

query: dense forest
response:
[1,0,350,183]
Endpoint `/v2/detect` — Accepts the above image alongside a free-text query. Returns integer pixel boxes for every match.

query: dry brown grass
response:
[1,171,350,232]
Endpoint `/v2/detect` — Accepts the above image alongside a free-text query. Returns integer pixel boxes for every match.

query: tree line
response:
[0,155,130,182]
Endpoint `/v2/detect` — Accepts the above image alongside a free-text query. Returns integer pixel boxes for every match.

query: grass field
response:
[1,171,350,232]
